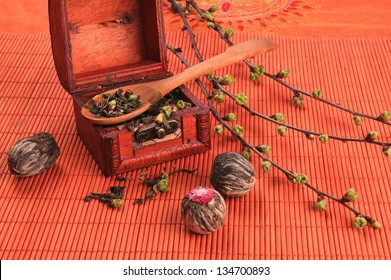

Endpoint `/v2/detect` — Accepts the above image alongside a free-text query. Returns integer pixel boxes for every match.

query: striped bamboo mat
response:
[0,31,390,260]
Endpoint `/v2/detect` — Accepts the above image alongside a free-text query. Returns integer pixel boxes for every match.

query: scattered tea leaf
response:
[84,186,126,208]
[117,175,134,181]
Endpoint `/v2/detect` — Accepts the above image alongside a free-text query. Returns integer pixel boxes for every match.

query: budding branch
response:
[167,0,384,228]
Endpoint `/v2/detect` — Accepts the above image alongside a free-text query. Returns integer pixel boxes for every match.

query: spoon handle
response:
[157,38,277,94]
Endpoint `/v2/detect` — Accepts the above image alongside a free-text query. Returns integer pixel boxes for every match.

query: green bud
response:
[277,125,287,136]
[161,105,172,117]
[155,172,169,193]
[315,198,327,211]
[293,95,304,107]
[305,133,315,140]
[354,215,367,230]
[255,65,265,75]
[127,93,139,102]
[232,125,244,137]
[258,144,271,155]
[208,5,218,13]
[293,174,308,185]
[378,111,391,122]
[206,73,215,80]
[383,147,391,157]
[353,115,363,126]
[214,124,224,135]
[202,11,215,21]
[207,21,215,29]
[242,147,252,160]
[319,134,329,143]
[367,131,379,141]
[214,92,225,104]
[107,99,117,111]
[250,72,260,81]
[273,113,285,123]
[157,180,168,193]
[225,113,237,122]
[250,66,265,80]
[110,198,124,208]
[221,74,235,85]
[312,89,323,99]
[213,75,223,83]
[371,220,381,229]
[212,87,222,96]
[234,93,248,105]
[173,1,183,12]
[176,100,186,110]
[344,188,359,202]
[161,172,169,180]
[276,68,290,78]
[224,28,234,38]
[261,161,272,173]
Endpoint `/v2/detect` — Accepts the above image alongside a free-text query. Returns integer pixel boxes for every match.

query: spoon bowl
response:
[81,83,165,125]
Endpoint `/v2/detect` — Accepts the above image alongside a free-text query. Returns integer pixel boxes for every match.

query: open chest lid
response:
[49,0,169,94]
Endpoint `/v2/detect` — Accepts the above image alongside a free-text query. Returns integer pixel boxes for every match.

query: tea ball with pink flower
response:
[181,186,226,234]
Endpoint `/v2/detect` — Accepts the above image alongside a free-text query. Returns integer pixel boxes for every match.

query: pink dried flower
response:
[186,186,215,204]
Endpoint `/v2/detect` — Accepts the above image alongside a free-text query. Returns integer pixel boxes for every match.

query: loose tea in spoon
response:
[85,88,141,118]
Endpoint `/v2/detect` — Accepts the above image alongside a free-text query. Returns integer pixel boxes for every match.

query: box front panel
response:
[73,85,210,176]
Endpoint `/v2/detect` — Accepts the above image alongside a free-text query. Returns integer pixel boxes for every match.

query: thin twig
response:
[171,0,391,147]
[167,0,380,226]
[167,43,363,218]
[188,0,391,128]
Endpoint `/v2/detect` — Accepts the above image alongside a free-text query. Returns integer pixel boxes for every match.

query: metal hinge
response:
[134,119,179,143]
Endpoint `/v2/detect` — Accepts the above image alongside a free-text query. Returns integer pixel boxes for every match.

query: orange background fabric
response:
[1,1,391,260]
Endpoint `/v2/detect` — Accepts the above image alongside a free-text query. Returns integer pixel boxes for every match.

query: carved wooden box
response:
[49,0,211,176]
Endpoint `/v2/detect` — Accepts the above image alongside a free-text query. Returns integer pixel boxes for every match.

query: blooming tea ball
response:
[210,152,256,197]
[181,186,226,234]
[8,132,60,177]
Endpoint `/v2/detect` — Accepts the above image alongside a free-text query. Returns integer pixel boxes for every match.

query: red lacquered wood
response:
[72,85,210,176]
[49,0,211,176]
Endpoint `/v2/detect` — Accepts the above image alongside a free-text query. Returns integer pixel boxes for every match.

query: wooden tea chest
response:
[49,0,211,176]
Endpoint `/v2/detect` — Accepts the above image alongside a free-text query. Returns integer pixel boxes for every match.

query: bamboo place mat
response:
[0,30,390,260]
[162,0,391,38]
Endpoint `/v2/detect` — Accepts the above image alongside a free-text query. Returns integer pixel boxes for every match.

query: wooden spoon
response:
[81,38,277,125]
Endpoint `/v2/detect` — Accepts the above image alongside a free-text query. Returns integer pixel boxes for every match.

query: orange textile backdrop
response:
[1,1,391,260]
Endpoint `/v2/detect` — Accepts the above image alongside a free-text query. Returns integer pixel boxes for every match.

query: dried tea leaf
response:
[88,89,141,118]
[145,191,155,199]
[117,175,133,181]
[133,198,145,205]
[110,186,126,197]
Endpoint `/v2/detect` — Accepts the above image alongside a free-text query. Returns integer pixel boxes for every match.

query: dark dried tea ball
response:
[8,132,60,177]
[210,152,256,197]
